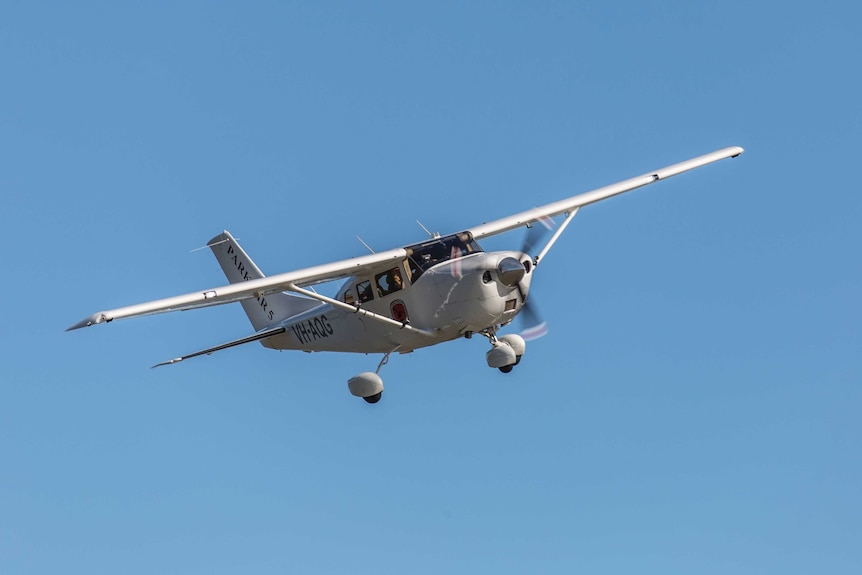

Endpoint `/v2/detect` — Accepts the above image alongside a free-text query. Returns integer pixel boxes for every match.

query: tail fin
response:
[208,231,320,330]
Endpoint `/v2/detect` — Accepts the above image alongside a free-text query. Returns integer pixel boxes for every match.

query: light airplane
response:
[68,146,744,403]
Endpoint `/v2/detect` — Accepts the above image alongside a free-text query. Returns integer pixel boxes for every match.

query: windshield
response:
[405,232,483,280]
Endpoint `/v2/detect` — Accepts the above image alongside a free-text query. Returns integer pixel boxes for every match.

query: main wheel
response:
[363,392,383,404]
[498,365,514,373]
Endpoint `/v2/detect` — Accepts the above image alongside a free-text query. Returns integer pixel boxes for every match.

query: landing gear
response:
[347,346,400,404]
[348,372,384,402]
[482,330,526,373]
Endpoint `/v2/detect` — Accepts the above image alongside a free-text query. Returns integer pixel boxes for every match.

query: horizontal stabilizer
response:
[151,326,286,368]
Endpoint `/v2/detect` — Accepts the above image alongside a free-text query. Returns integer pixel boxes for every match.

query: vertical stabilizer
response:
[208,231,320,330]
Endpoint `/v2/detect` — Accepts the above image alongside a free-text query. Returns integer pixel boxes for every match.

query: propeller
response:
[517,215,556,341]
[519,299,548,341]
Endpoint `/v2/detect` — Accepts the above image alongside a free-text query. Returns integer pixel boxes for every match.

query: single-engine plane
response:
[69,146,744,403]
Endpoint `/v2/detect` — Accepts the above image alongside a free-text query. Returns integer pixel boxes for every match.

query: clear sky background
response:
[2,2,860,573]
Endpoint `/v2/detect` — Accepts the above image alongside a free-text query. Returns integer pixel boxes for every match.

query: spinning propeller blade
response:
[517,215,555,340]
[519,299,548,341]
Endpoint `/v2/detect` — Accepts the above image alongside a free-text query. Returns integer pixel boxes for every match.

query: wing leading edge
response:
[467,146,744,240]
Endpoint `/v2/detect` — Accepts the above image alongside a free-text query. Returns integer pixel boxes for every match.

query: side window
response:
[343,288,355,305]
[356,280,374,303]
[407,257,422,281]
[375,267,404,297]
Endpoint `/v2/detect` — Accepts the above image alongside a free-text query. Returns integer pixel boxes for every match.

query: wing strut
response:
[534,207,579,267]
[286,283,437,338]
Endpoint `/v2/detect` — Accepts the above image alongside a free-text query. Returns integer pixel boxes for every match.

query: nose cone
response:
[497,257,526,287]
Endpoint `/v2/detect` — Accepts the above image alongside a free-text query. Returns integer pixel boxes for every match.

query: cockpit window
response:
[376,267,404,297]
[356,280,374,303]
[342,288,355,305]
[405,232,482,280]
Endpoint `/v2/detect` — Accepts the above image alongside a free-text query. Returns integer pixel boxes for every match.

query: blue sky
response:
[2,2,860,573]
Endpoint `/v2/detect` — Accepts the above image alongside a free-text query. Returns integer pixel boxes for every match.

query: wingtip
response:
[152,358,183,369]
[66,313,108,331]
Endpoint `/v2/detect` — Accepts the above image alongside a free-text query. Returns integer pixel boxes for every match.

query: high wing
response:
[68,146,743,331]
[467,146,743,240]
[67,247,407,330]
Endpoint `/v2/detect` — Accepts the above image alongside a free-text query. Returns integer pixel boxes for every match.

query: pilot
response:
[378,268,403,296]
[388,268,403,291]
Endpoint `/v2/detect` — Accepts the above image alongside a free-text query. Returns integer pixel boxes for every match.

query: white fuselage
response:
[263,250,533,354]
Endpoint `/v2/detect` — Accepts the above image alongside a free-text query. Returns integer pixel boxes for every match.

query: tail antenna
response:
[191,236,237,253]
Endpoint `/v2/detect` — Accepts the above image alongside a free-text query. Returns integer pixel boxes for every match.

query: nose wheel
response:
[481,330,526,373]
